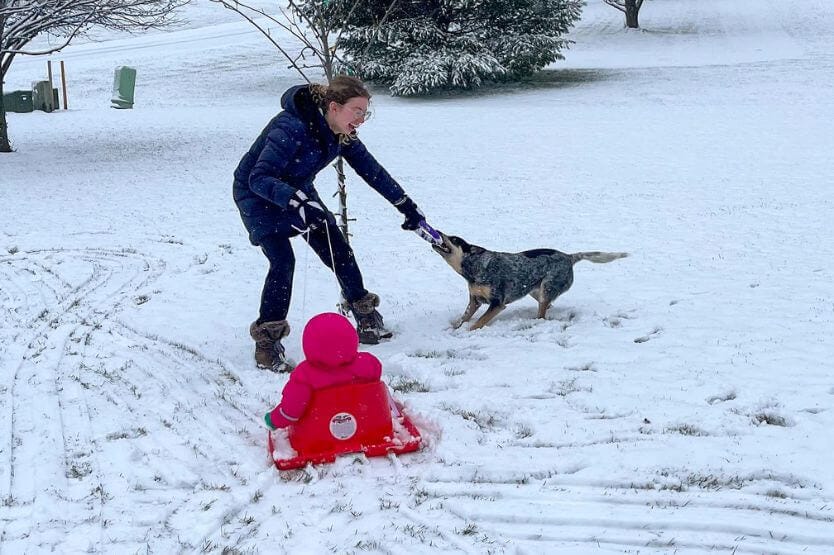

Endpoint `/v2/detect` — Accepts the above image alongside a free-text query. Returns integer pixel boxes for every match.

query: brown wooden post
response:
[47,60,53,85]
[60,61,68,110]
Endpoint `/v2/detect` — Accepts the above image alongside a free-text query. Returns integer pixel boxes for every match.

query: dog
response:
[431,232,628,330]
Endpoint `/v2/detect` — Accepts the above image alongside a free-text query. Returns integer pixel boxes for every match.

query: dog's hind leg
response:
[453,296,483,329]
[529,285,550,319]
[537,273,574,320]
[469,301,506,330]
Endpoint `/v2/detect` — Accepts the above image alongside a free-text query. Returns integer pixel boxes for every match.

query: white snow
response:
[2,0,834,552]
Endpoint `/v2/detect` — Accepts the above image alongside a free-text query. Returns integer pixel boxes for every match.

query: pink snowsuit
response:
[265,312,382,429]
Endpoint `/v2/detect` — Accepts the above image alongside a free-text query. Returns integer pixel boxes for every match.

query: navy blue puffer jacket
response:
[233,85,407,245]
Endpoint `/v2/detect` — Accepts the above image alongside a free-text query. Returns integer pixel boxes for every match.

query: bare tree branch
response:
[2,3,95,56]
[1,0,185,152]
[603,0,626,14]
[211,0,311,82]
[2,0,185,69]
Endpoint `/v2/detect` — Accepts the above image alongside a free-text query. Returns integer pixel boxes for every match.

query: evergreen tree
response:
[337,0,584,96]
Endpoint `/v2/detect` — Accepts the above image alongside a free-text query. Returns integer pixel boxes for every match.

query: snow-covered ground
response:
[2,0,834,552]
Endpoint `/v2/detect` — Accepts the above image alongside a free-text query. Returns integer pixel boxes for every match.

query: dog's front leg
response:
[469,301,506,330]
[452,296,482,329]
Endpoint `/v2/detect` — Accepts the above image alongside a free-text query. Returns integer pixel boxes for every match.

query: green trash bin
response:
[111,66,136,109]
[32,80,56,112]
[2,90,34,113]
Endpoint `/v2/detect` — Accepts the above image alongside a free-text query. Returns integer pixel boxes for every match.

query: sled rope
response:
[323,220,339,282]
[300,229,311,320]
[297,222,341,322]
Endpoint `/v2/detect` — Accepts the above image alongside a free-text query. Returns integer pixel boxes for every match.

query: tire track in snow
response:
[0,261,49,331]
[414,477,834,554]
[64,314,272,551]
[1,251,104,501]
[0,247,164,552]
[390,312,834,553]
[1,244,277,552]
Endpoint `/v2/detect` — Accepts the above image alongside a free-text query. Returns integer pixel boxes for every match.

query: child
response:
[264,312,382,430]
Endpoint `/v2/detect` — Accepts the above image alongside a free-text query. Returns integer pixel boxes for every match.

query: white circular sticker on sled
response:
[329,412,357,440]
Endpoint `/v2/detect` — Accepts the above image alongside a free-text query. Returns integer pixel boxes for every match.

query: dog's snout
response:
[432,242,452,255]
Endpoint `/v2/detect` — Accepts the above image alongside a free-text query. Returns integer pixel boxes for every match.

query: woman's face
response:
[327,96,371,136]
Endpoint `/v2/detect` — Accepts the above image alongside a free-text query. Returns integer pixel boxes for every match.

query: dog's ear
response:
[468,244,486,255]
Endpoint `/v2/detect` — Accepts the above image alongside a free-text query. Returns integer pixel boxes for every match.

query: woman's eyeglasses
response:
[346,105,372,122]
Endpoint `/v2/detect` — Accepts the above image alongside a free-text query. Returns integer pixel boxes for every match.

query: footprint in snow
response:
[706,390,737,405]
[603,310,636,328]
[634,326,662,343]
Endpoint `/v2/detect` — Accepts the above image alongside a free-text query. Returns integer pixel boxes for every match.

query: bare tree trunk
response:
[333,157,351,241]
[0,10,11,152]
[333,156,352,315]
[320,25,349,243]
[625,0,640,28]
[0,74,11,153]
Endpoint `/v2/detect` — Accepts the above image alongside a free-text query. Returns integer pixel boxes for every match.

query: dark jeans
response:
[258,220,367,323]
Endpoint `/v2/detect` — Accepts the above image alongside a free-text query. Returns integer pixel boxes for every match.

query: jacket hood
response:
[302,312,359,368]
[280,85,331,134]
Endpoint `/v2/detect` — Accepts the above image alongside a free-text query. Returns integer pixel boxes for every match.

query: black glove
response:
[394,195,425,231]
[288,190,328,230]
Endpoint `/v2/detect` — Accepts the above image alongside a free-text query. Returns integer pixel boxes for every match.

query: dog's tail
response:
[570,251,629,265]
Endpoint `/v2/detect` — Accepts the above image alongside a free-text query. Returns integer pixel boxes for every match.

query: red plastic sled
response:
[268,381,422,470]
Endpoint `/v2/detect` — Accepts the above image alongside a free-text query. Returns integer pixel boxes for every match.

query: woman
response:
[233,75,429,371]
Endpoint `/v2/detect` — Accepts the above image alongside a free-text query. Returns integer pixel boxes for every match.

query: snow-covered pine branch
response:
[336,0,584,96]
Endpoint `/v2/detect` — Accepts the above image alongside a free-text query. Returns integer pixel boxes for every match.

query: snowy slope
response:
[2,0,834,552]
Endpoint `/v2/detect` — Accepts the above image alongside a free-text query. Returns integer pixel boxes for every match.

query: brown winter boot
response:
[249,320,292,372]
[348,292,393,345]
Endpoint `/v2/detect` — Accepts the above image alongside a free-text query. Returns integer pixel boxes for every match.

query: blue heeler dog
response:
[432,232,628,330]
